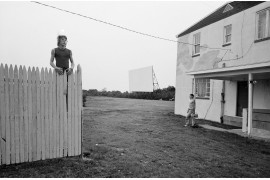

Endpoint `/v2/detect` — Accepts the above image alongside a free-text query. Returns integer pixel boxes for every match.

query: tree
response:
[82,86,175,103]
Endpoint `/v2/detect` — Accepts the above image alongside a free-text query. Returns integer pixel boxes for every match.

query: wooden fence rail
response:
[0,64,82,165]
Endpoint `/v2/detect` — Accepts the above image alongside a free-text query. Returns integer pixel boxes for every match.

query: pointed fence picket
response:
[28,67,32,162]
[23,66,28,162]
[19,66,24,163]
[32,67,37,162]
[9,65,15,164]
[14,66,20,164]
[0,64,4,165]
[0,64,82,165]
[4,65,10,165]
[52,70,57,159]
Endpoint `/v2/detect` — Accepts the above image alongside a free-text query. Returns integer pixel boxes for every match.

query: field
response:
[1,96,270,177]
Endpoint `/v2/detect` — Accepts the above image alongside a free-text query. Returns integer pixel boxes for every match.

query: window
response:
[195,78,210,99]
[223,4,233,13]
[193,33,200,56]
[256,8,270,40]
[224,24,232,44]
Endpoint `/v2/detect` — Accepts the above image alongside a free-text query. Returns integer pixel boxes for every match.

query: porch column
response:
[248,73,253,135]
[192,78,195,94]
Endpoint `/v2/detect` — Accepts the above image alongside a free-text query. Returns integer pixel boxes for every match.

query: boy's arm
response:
[70,50,75,69]
[50,49,63,74]
[67,50,75,75]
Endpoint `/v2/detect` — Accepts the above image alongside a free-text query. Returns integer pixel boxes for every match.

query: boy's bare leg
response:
[184,110,191,126]
[191,116,195,126]
[184,118,189,126]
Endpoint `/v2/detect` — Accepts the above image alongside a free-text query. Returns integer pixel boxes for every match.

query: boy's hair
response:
[57,36,67,46]
[190,94,194,98]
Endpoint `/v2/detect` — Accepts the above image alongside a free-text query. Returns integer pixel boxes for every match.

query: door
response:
[236,81,248,117]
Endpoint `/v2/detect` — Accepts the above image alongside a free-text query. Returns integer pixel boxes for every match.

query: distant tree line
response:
[83,86,175,105]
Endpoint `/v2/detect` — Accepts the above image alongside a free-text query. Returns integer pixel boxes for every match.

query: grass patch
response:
[1,96,270,178]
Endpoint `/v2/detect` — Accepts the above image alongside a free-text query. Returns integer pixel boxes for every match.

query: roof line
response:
[186,61,270,75]
[175,1,230,38]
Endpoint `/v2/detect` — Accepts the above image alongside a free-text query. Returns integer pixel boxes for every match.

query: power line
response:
[31,1,230,51]
[222,42,254,61]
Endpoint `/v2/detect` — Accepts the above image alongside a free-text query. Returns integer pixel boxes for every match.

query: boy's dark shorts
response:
[61,67,68,72]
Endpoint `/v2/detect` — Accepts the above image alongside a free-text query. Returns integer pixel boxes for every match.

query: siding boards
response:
[253,109,270,131]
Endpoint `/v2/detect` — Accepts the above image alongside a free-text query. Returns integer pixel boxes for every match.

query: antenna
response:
[152,67,160,91]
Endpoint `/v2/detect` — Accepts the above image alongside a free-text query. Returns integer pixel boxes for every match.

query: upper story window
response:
[193,32,200,56]
[224,24,232,45]
[256,8,270,40]
[195,78,210,99]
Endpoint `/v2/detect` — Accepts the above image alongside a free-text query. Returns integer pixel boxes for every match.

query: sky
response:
[0,1,225,92]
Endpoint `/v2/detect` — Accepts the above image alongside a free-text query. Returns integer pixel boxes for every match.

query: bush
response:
[82,86,175,106]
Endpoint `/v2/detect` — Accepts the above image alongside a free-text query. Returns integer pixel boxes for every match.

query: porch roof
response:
[186,62,270,81]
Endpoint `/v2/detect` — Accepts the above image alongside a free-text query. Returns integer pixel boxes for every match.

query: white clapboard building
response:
[175,1,270,135]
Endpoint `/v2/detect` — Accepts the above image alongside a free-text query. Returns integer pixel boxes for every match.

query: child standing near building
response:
[184,94,196,127]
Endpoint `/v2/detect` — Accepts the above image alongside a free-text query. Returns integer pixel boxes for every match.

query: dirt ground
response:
[1,96,270,177]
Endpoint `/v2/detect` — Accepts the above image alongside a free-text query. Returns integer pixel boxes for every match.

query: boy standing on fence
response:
[184,94,196,127]
[50,29,75,76]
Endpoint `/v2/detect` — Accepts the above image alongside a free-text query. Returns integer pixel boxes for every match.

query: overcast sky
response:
[0,1,225,92]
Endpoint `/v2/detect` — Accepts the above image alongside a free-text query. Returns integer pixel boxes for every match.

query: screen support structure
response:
[152,67,160,91]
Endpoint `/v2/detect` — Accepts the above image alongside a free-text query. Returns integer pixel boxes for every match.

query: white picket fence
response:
[0,64,82,165]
